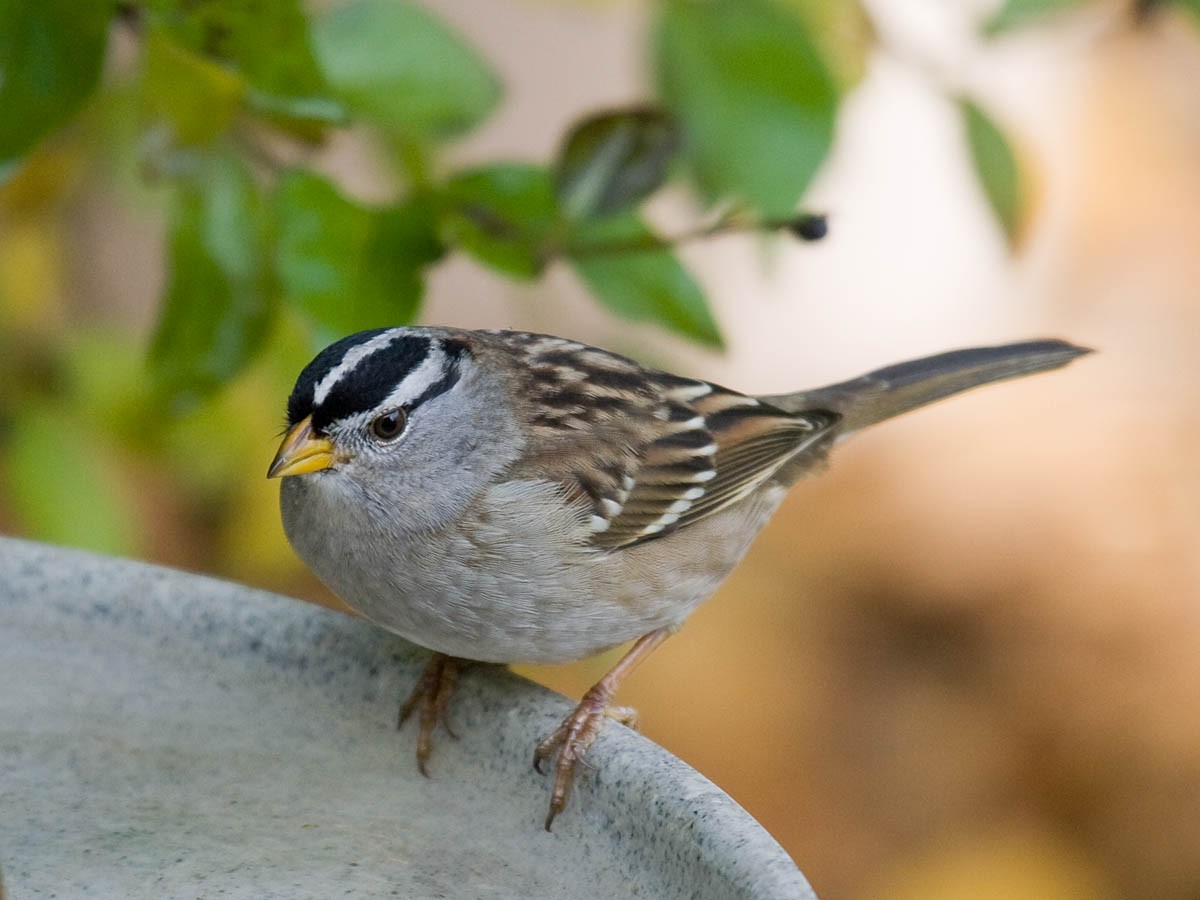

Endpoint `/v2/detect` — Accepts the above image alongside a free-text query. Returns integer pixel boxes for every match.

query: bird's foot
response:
[533,685,637,831]
[531,628,670,830]
[397,653,467,776]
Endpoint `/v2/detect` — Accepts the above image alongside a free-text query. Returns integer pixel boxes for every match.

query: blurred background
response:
[2,0,1199,898]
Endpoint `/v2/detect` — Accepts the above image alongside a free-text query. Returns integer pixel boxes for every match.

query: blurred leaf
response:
[148,334,306,494]
[783,0,874,92]
[218,466,303,583]
[313,0,500,140]
[961,99,1022,246]
[555,107,681,221]
[983,0,1089,35]
[149,152,276,411]
[365,200,444,320]
[147,0,327,98]
[0,218,65,330]
[4,409,138,555]
[0,0,113,179]
[58,331,157,452]
[146,0,341,136]
[210,0,325,99]
[440,164,559,279]
[74,76,160,206]
[143,27,244,145]
[155,360,281,493]
[570,213,722,347]
[654,0,839,216]
[243,89,348,128]
[275,170,442,336]
[1177,0,1200,21]
[0,128,87,214]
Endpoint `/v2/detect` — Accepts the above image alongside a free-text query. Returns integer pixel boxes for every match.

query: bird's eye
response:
[369,408,407,442]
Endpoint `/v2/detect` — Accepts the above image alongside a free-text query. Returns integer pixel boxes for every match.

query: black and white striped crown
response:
[287,329,467,432]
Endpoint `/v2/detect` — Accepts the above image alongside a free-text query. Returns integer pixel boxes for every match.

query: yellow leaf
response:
[143,29,244,145]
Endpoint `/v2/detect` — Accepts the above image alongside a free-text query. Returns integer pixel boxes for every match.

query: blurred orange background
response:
[3,2,1199,898]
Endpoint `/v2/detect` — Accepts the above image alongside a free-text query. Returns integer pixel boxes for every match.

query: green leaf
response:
[569,214,722,347]
[145,0,340,134]
[146,0,342,136]
[440,164,560,279]
[0,0,113,178]
[784,0,873,92]
[212,0,326,100]
[149,152,276,412]
[655,0,839,217]
[961,99,1022,246]
[62,331,154,445]
[243,89,348,128]
[555,107,681,221]
[313,0,500,140]
[143,26,245,145]
[147,0,328,98]
[275,171,442,336]
[1177,0,1200,21]
[365,200,444,321]
[983,0,1089,35]
[4,409,138,556]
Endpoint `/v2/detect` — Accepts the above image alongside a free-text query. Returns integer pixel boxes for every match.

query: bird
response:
[268,326,1089,829]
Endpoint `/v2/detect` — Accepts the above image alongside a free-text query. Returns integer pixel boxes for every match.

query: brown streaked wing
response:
[488,331,840,550]
[490,331,662,538]
[590,383,841,550]
[597,393,839,548]
[677,403,840,526]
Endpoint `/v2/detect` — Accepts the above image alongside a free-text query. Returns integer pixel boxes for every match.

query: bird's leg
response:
[533,627,671,830]
[397,653,468,776]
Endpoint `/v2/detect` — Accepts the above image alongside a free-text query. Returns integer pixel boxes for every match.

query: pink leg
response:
[532,628,671,830]
[397,653,467,776]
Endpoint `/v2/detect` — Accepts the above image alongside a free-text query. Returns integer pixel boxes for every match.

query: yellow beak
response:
[267,415,336,478]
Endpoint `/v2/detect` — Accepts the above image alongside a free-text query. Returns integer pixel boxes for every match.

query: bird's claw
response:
[533,689,636,830]
[397,654,465,776]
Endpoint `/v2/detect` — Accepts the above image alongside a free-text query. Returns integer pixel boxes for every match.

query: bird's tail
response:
[761,339,1091,435]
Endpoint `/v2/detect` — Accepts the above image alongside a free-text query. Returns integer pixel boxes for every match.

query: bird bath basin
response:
[0,537,816,899]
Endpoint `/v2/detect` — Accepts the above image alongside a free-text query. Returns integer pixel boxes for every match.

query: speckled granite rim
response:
[0,536,816,899]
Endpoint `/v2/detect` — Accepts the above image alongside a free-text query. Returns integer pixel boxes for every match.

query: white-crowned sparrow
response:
[268,326,1089,828]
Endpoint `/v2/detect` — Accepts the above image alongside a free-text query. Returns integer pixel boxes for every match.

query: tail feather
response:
[762,339,1091,434]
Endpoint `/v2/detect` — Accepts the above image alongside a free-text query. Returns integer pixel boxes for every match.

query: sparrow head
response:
[269,327,522,531]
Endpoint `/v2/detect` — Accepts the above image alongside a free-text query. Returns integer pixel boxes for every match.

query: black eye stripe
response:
[286,332,471,433]
[312,338,430,432]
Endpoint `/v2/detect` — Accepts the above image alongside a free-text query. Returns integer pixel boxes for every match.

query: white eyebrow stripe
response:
[312,329,404,406]
[381,343,448,410]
